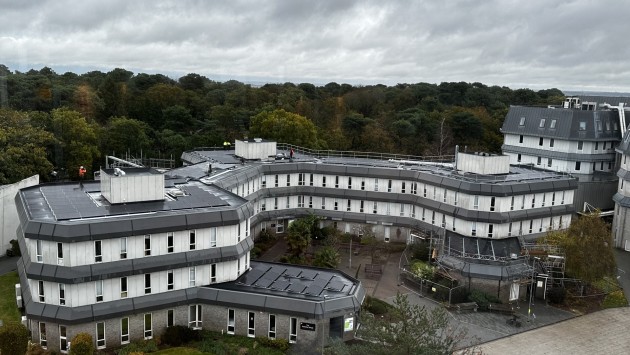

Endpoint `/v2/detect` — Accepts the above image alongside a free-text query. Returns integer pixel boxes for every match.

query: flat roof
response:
[20,177,247,223]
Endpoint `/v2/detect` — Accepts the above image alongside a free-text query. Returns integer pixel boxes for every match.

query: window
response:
[298,195,304,208]
[388,179,392,192]
[289,317,297,343]
[121,318,130,344]
[334,200,339,211]
[38,280,45,302]
[348,177,352,189]
[189,267,196,287]
[261,175,267,188]
[412,205,416,218]
[532,196,536,208]
[308,196,313,208]
[490,197,495,211]
[120,277,128,298]
[167,309,174,327]
[422,208,426,221]
[361,179,365,190]
[431,211,435,225]
[401,182,406,193]
[211,263,217,283]
[59,325,68,352]
[268,314,276,339]
[472,222,477,236]
[94,240,102,262]
[144,235,151,256]
[517,154,521,162]
[595,142,599,150]
[210,227,217,247]
[441,215,446,228]
[322,176,327,187]
[96,280,103,302]
[309,174,314,186]
[521,195,525,209]
[488,224,493,238]
[473,195,479,210]
[411,182,417,195]
[386,203,391,215]
[400,203,405,216]
[189,230,196,250]
[443,189,447,203]
[286,174,291,186]
[374,178,379,191]
[508,222,513,237]
[274,175,278,187]
[96,322,105,348]
[539,137,543,146]
[298,173,304,186]
[189,305,202,329]
[510,196,514,210]
[274,197,278,210]
[59,284,65,305]
[550,119,557,129]
[145,274,151,294]
[575,161,581,171]
[423,185,427,197]
[548,158,552,167]
[120,237,128,259]
[529,220,533,234]
[579,121,586,130]
[167,270,174,290]
[542,194,546,207]
[454,192,458,206]
[144,313,153,339]
[248,311,255,337]
[167,233,174,253]
[519,135,523,143]
[335,175,339,188]
[550,139,554,148]
[347,199,351,212]
[578,141,583,150]
[57,242,63,264]
[39,322,47,348]
[561,191,565,204]
[539,119,546,128]
[360,200,364,213]
[519,117,526,126]
[597,120,602,131]
[537,156,541,165]
[559,216,564,228]
[227,309,235,334]
[36,240,43,262]
[373,201,378,214]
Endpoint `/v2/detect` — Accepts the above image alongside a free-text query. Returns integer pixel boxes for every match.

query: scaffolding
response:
[525,243,567,297]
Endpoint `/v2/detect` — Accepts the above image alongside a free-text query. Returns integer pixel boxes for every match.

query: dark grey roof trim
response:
[613,193,630,208]
[19,262,364,325]
[617,169,630,182]
[502,145,616,162]
[19,237,253,283]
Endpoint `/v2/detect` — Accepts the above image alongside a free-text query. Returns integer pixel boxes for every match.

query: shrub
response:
[10,239,21,257]
[69,333,94,355]
[410,260,434,280]
[468,289,501,311]
[364,296,392,315]
[603,290,628,309]
[117,339,159,355]
[431,278,453,302]
[410,241,430,262]
[250,246,262,258]
[198,338,233,354]
[161,325,201,347]
[26,342,52,355]
[548,287,567,304]
[258,229,275,244]
[0,322,29,355]
[256,337,290,352]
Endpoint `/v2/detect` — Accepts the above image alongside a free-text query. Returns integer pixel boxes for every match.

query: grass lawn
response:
[154,348,205,355]
[0,271,21,323]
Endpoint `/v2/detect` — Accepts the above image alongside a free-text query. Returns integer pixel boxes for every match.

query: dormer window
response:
[539,119,546,128]
[596,121,602,131]
[579,122,586,131]
[519,117,526,126]
[550,119,557,129]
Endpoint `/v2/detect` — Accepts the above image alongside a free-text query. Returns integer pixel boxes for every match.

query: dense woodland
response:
[0,64,564,184]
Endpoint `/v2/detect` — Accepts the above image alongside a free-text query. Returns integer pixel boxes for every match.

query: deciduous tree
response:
[250,109,318,147]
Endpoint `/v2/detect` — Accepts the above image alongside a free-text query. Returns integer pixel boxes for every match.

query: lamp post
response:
[321,295,328,355]
[529,257,539,321]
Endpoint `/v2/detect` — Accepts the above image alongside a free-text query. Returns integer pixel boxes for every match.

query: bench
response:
[452,302,478,313]
[488,303,515,315]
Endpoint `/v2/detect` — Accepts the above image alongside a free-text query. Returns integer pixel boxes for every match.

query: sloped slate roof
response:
[501,106,621,141]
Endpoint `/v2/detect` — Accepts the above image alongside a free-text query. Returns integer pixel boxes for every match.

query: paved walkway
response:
[0,256,17,275]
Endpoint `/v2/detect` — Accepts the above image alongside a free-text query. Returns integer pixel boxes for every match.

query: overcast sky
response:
[1,0,629,92]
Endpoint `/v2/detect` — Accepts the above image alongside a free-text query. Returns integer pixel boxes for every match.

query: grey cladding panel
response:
[132,214,188,234]
[89,220,133,239]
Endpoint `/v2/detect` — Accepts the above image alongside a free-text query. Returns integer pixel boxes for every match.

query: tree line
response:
[0,64,564,184]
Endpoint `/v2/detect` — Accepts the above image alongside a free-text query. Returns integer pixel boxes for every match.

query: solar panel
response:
[327,280,345,292]
[254,278,274,288]
[288,282,307,294]
[241,269,265,286]
[270,280,290,291]
[305,285,323,296]
[300,270,317,280]
[284,269,301,278]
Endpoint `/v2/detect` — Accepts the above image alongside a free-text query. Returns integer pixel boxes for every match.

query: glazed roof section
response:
[573,95,630,107]
[16,177,252,240]
[501,106,622,141]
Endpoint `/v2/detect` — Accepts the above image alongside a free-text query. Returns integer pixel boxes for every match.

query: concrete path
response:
[0,256,17,275]
[614,248,630,304]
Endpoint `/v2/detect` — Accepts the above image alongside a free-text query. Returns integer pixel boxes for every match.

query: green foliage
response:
[286,215,319,258]
[160,325,201,347]
[602,290,628,309]
[250,109,318,147]
[26,342,52,355]
[0,321,29,355]
[345,293,469,354]
[255,337,290,352]
[0,272,21,322]
[539,213,616,283]
[468,289,501,311]
[363,296,393,315]
[6,239,21,257]
[69,332,94,355]
[313,246,340,269]
[117,339,159,355]
[410,260,435,280]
